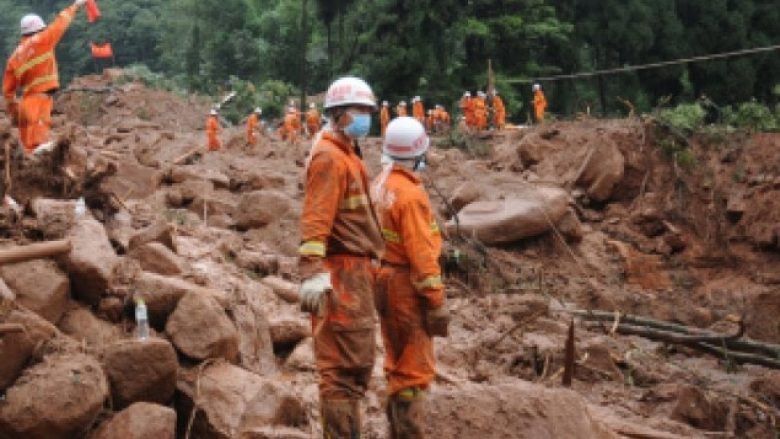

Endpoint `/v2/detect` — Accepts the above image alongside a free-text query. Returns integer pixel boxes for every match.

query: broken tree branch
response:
[0,239,72,265]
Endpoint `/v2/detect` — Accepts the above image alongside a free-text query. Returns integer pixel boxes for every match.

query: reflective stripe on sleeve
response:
[298,240,326,257]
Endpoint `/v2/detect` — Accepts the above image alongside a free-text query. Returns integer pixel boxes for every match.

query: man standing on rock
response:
[206,109,221,151]
[3,0,88,154]
[306,102,322,138]
[246,107,262,147]
[372,117,449,438]
[533,83,547,124]
[297,76,384,438]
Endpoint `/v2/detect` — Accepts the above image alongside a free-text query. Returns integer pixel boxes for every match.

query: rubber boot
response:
[386,388,426,439]
[321,398,361,439]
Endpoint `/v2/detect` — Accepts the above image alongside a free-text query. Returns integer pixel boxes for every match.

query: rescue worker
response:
[396,101,407,118]
[3,0,89,154]
[372,117,450,439]
[206,109,221,151]
[492,91,506,130]
[425,109,434,133]
[247,107,261,146]
[380,101,391,136]
[412,96,425,124]
[433,104,450,134]
[298,76,384,438]
[306,102,322,138]
[283,107,301,145]
[459,92,474,130]
[533,83,547,123]
[474,91,487,131]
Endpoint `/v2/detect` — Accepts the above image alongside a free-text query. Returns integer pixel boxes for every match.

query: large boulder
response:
[165,291,239,362]
[235,191,291,230]
[232,287,277,375]
[177,362,306,439]
[261,276,299,303]
[64,219,119,306]
[0,259,69,324]
[30,198,78,238]
[422,379,615,438]
[0,353,109,439]
[575,139,625,202]
[133,271,227,329]
[128,219,176,252]
[101,338,178,408]
[90,402,176,439]
[59,307,124,350]
[448,182,485,213]
[446,185,570,244]
[745,291,780,343]
[132,242,185,275]
[269,316,311,350]
[0,308,57,391]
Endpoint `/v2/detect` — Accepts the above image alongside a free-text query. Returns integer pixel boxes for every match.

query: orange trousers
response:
[247,131,256,146]
[207,134,221,151]
[19,94,53,153]
[376,265,435,396]
[312,255,377,399]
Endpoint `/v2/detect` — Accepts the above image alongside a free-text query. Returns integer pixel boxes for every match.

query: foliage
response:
[658,103,706,132]
[721,101,778,132]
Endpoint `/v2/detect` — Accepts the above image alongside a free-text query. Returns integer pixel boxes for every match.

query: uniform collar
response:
[391,164,421,184]
[321,130,355,155]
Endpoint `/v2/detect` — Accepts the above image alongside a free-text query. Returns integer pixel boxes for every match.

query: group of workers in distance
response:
[298,75,448,438]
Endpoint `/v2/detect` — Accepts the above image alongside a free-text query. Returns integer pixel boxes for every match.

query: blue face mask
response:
[344,113,371,138]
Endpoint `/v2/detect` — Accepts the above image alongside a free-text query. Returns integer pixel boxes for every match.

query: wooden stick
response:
[173,149,199,165]
[0,240,72,265]
[0,323,25,335]
[487,310,545,349]
[562,319,575,387]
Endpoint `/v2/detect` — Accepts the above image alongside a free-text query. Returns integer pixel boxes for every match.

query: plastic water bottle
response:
[74,197,87,217]
[135,299,149,341]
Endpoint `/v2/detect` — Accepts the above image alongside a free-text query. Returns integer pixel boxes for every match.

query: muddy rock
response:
[556,208,584,242]
[517,132,555,167]
[236,250,280,276]
[0,308,57,391]
[448,181,484,213]
[91,402,176,439]
[0,279,14,300]
[30,198,78,238]
[447,185,570,244]
[101,338,178,408]
[422,379,616,438]
[132,242,185,275]
[269,316,311,349]
[671,385,727,431]
[607,240,671,290]
[231,170,287,192]
[0,353,109,439]
[261,276,299,303]
[749,371,780,410]
[166,291,239,362]
[190,194,238,218]
[59,307,124,349]
[127,219,176,251]
[232,287,278,375]
[285,337,315,371]
[133,271,228,329]
[64,218,119,306]
[745,291,780,343]
[238,427,311,439]
[576,338,624,382]
[235,190,291,230]
[177,362,306,439]
[0,259,69,324]
[575,139,625,202]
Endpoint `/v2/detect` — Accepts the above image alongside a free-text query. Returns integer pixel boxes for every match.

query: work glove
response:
[299,272,332,314]
[74,0,88,7]
[425,304,450,337]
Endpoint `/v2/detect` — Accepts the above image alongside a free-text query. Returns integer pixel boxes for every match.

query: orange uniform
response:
[206,115,221,151]
[473,97,487,130]
[299,130,384,401]
[425,113,434,133]
[396,105,407,117]
[380,106,391,136]
[3,5,78,153]
[460,96,475,128]
[373,165,443,396]
[306,108,321,138]
[283,112,300,143]
[246,113,259,146]
[534,90,548,123]
[412,101,425,123]
[492,95,506,129]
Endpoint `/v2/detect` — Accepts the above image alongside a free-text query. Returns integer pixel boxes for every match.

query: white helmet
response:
[309,102,316,109]
[383,117,430,160]
[209,109,218,116]
[464,92,471,97]
[382,100,389,106]
[399,101,406,106]
[287,107,296,113]
[533,83,541,91]
[21,14,45,36]
[324,76,376,110]
[254,107,262,114]
[413,96,421,102]
[477,91,486,97]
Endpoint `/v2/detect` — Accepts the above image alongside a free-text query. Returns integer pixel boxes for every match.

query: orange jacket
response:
[247,113,258,133]
[412,101,425,120]
[299,131,384,277]
[4,5,77,108]
[373,166,443,307]
[380,106,390,127]
[493,96,505,115]
[473,97,486,117]
[284,112,300,131]
[207,115,219,135]
[534,90,547,113]
[306,109,321,129]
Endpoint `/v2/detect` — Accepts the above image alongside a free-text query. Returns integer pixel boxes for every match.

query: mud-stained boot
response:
[321,398,361,439]
[386,388,427,439]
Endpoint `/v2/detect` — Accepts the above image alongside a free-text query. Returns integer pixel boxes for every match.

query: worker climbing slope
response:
[3,0,89,154]
[492,91,506,130]
[306,102,322,138]
[372,117,450,439]
[460,92,474,130]
[297,76,384,438]
[533,83,547,123]
[412,96,425,124]
[283,107,301,145]
[474,91,487,131]
[247,107,262,147]
[396,101,408,118]
[206,108,221,152]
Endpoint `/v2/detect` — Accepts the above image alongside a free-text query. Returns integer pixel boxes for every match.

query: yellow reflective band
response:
[22,74,58,94]
[339,194,368,210]
[298,241,326,257]
[396,387,424,401]
[415,275,443,290]
[382,228,401,244]
[14,52,53,79]
[431,222,440,234]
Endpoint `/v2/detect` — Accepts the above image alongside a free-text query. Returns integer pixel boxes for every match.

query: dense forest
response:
[1,0,778,120]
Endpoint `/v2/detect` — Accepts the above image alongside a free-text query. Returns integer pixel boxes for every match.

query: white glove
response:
[74,0,87,7]
[299,272,332,313]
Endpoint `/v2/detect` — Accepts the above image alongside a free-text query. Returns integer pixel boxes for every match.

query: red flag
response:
[86,0,101,22]
[90,42,113,59]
